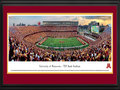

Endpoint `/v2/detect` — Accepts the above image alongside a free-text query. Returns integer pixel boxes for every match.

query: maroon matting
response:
[3,6,117,84]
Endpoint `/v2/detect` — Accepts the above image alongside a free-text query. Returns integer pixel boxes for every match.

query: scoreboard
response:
[91,26,99,34]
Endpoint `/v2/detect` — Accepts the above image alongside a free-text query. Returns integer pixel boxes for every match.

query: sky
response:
[9,15,111,26]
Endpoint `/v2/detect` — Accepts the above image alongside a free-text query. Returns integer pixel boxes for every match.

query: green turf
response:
[36,37,89,50]
[41,37,83,47]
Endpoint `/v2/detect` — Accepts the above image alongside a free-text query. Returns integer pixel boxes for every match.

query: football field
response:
[36,37,89,50]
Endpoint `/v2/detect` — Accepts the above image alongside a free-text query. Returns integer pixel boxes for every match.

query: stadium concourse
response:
[9,24,111,61]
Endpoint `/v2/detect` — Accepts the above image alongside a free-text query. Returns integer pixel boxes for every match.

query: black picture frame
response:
[0,0,120,89]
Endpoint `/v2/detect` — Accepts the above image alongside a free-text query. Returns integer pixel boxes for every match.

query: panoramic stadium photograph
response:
[8,13,112,62]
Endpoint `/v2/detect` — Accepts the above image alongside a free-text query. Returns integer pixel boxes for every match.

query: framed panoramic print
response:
[0,0,120,90]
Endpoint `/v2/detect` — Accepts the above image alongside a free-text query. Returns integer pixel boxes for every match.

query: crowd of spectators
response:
[40,26,78,31]
[9,36,111,61]
[9,26,111,61]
